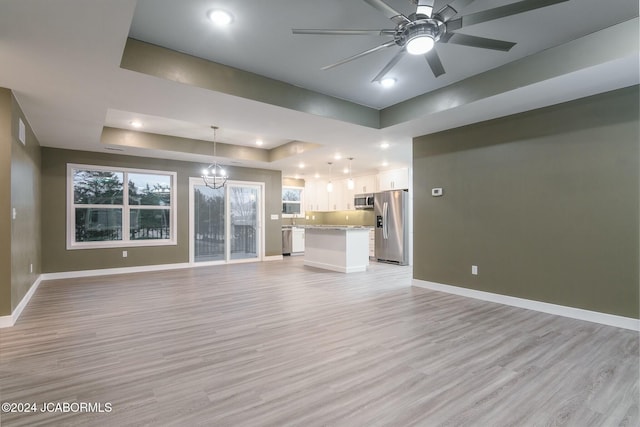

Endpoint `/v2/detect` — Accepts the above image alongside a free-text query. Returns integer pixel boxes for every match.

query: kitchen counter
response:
[303,226,370,273]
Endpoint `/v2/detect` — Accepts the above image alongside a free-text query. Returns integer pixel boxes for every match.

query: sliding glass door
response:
[190,179,263,264]
[229,185,259,260]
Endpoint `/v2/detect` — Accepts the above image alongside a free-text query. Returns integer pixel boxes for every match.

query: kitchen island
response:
[303,226,371,273]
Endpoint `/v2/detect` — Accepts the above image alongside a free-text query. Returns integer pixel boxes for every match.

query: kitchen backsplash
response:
[282,210,375,226]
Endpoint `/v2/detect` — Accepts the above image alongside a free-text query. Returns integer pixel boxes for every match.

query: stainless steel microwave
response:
[354,193,374,210]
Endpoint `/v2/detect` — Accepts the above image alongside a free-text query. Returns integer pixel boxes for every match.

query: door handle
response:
[383,202,389,239]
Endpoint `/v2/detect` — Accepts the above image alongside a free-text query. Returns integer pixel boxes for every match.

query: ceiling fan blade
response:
[443,33,516,51]
[371,49,405,82]
[435,0,476,22]
[416,0,435,18]
[321,40,397,70]
[292,29,395,36]
[447,0,569,29]
[363,0,411,25]
[425,49,445,77]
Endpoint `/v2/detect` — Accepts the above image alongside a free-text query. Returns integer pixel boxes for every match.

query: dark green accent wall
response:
[0,89,12,316]
[10,95,41,311]
[0,88,42,317]
[41,148,282,273]
[413,86,639,319]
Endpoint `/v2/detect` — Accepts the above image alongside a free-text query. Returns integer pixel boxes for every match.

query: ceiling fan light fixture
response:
[406,34,435,55]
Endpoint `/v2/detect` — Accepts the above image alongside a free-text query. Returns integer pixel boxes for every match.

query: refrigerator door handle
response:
[383,201,389,239]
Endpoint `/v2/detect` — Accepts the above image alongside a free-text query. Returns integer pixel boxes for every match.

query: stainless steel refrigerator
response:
[374,190,408,265]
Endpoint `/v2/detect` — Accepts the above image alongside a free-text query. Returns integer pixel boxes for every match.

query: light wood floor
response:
[0,258,637,426]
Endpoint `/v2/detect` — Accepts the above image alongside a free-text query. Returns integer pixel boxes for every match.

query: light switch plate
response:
[18,118,26,145]
[432,188,443,197]
[270,214,279,220]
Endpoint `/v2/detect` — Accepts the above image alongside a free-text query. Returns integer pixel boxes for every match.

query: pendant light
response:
[201,125,228,189]
[347,157,355,190]
[326,162,333,193]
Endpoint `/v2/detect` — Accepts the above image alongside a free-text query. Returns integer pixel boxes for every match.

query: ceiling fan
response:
[292,0,569,80]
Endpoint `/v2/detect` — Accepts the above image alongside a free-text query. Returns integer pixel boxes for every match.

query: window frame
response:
[281,186,304,218]
[66,163,177,250]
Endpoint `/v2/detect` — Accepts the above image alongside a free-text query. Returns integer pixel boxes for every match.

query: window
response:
[67,164,176,249]
[282,186,303,217]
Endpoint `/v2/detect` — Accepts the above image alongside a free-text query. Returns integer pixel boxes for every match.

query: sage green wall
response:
[413,86,639,319]
[41,148,282,273]
[0,89,12,316]
[10,95,41,311]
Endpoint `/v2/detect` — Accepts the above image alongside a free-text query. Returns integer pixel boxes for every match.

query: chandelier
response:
[201,125,228,189]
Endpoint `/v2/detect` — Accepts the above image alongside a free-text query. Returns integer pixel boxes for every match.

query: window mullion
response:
[123,172,130,242]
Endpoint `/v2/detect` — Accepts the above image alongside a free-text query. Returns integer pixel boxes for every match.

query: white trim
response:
[412,279,640,332]
[67,163,177,250]
[41,263,192,280]
[281,185,304,218]
[303,260,367,273]
[263,255,284,262]
[189,178,265,266]
[0,275,43,328]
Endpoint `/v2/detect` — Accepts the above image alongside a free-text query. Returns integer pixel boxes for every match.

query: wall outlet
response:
[270,214,279,220]
[122,250,128,258]
[29,263,33,273]
[12,208,16,220]
[472,265,478,275]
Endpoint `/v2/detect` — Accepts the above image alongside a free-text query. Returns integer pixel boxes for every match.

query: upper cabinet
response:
[354,175,376,194]
[378,168,409,191]
[305,178,329,212]
[302,168,409,211]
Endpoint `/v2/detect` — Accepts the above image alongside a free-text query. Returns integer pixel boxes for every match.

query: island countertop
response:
[302,225,372,230]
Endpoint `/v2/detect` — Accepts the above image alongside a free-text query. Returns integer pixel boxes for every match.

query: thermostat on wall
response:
[431,188,443,197]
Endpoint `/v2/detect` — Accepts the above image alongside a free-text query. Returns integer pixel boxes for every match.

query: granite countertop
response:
[298,225,373,230]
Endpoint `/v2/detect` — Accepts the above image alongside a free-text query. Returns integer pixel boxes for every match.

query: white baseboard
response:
[0,275,43,328]
[412,279,640,332]
[263,255,284,262]
[303,260,367,273]
[40,262,192,281]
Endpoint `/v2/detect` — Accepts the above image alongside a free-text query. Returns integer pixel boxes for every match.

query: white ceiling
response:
[1,0,638,180]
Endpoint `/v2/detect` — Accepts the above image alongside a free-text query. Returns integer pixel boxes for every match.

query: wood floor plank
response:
[0,257,637,426]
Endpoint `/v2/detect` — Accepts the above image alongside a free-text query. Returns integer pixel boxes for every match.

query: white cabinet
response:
[369,228,375,258]
[378,168,409,191]
[328,178,344,211]
[305,179,329,211]
[354,175,376,194]
[292,227,305,253]
[305,170,407,212]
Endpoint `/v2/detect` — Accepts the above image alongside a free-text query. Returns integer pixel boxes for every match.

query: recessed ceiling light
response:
[314,173,320,178]
[256,139,263,146]
[382,161,389,167]
[380,78,396,88]
[130,120,142,128]
[298,162,305,169]
[334,153,342,160]
[208,9,233,26]
[380,142,390,149]
[343,168,349,174]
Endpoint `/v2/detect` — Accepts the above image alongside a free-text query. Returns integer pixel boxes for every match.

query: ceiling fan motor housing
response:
[395,18,445,48]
